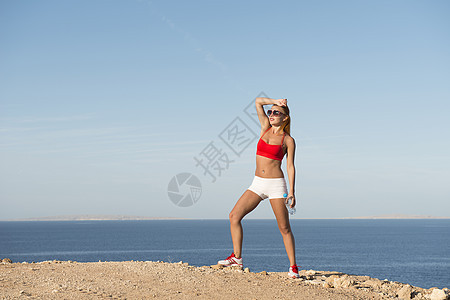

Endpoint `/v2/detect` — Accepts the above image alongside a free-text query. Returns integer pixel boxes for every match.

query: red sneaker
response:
[288,264,300,278]
[217,253,243,267]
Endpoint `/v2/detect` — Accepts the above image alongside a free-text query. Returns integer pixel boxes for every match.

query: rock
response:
[333,275,355,288]
[359,276,371,281]
[397,284,412,300]
[2,258,12,264]
[244,267,250,273]
[325,275,339,286]
[259,271,268,275]
[323,282,332,288]
[210,264,224,270]
[229,265,243,271]
[429,288,447,300]
[19,290,31,296]
[333,277,343,288]
[341,278,355,288]
[305,270,316,276]
[364,279,383,289]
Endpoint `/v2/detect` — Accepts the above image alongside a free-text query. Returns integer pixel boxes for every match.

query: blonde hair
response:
[273,104,291,135]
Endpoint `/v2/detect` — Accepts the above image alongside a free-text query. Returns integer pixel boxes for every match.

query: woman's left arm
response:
[285,136,297,208]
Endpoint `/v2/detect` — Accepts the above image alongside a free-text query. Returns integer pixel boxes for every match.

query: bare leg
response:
[269,198,296,266]
[229,190,263,258]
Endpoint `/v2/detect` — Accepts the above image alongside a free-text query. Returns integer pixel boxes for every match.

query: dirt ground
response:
[0,260,447,299]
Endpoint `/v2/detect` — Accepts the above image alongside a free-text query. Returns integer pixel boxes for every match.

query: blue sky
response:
[1,0,449,219]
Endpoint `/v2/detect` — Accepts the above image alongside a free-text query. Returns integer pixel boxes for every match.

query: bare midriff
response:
[255,155,284,178]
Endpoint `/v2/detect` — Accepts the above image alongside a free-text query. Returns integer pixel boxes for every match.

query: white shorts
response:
[247,176,288,200]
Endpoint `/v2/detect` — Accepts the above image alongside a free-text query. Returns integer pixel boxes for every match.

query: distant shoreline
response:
[1,214,449,221]
[0,215,188,222]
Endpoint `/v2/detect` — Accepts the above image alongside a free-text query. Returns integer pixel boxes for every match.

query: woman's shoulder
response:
[283,133,295,145]
[283,131,294,139]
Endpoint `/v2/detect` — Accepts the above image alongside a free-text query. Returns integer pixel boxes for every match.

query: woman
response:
[218,97,299,278]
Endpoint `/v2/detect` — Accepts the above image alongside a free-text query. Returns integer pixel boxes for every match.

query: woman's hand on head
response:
[276,99,287,107]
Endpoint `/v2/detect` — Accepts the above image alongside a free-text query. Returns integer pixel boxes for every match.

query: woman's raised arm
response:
[255,97,287,129]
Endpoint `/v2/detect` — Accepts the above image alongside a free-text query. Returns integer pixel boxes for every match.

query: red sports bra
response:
[256,127,285,161]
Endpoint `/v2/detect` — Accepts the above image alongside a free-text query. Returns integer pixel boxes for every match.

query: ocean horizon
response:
[2,213,450,221]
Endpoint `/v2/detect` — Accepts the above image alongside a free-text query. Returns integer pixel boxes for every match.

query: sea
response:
[0,219,449,289]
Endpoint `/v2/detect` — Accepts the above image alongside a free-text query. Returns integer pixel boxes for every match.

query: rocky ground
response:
[1,258,448,299]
